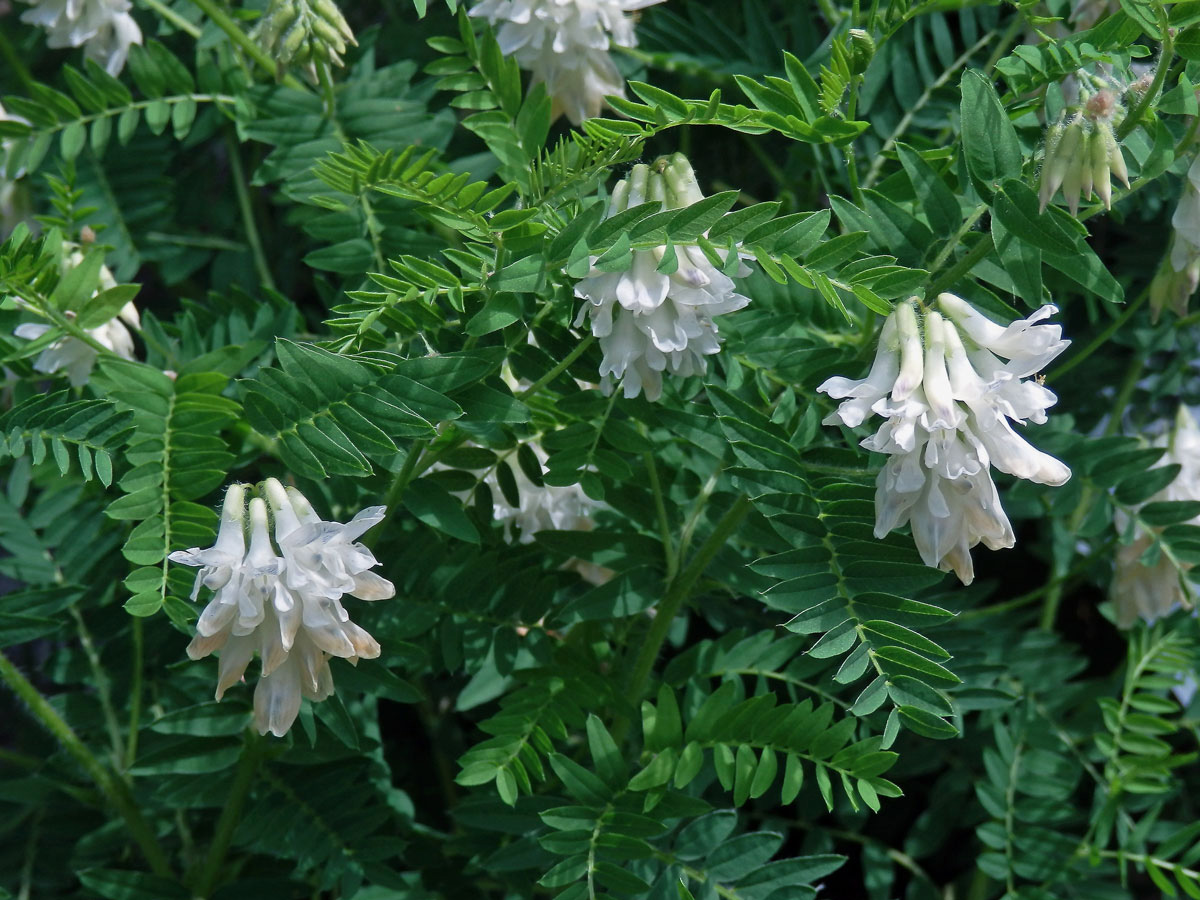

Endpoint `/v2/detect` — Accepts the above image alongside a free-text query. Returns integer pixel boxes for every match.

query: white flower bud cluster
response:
[1039,88,1130,216]
[468,0,664,124]
[1151,156,1200,320]
[20,0,143,75]
[12,249,141,387]
[169,480,394,737]
[1111,407,1200,628]
[819,294,1072,584]
[574,154,751,402]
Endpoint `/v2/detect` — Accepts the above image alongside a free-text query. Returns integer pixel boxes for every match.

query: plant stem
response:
[0,650,174,878]
[624,495,753,707]
[192,731,263,897]
[184,0,307,91]
[138,0,204,38]
[643,449,677,582]
[125,617,144,772]
[1116,27,1173,142]
[225,132,276,292]
[0,24,36,92]
[518,335,595,399]
[924,232,993,297]
[68,604,125,773]
[1050,287,1148,380]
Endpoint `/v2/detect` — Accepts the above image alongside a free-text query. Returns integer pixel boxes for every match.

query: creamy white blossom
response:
[1151,155,1200,319]
[21,0,143,75]
[574,154,751,401]
[469,0,663,124]
[1111,406,1200,628]
[169,479,393,737]
[819,295,1071,584]
[483,442,598,544]
[12,251,140,386]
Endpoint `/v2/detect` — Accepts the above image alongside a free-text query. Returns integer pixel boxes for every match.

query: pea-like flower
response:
[169,479,393,737]
[1039,89,1130,215]
[20,0,143,75]
[1151,155,1200,320]
[12,251,140,387]
[469,0,664,124]
[574,154,752,401]
[1111,407,1200,628]
[819,295,1071,584]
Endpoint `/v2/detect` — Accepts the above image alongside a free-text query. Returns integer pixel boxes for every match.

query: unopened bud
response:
[661,153,703,208]
[79,225,96,244]
[848,28,875,75]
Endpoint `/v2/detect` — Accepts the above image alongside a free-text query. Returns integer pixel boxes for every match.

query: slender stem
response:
[0,24,36,92]
[317,61,337,117]
[192,732,263,897]
[184,0,306,91]
[125,617,144,772]
[0,650,174,877]
[138,0,204,38]
[643,449,678,582]
[926,203,988,275]
[1115,28,1173,142]
[68,605,125,772]
[1050,287,1148,380]
[225,132,276,291]
[624,495,753,707]
[518,335,594,398]
[924,232,993,297]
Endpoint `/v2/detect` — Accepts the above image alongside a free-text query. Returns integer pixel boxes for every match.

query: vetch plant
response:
[3,1,1200,899]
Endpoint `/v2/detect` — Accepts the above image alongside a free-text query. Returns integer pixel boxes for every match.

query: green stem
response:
[643,449,677,582]
[68,605,125,773]
[138,0,204,38]
[924,232,993,297]
[0,650,174,878]
[1115,27,1173,142]
[225,132,276,291]
[518,335,595,398]
[0,24,36,92]
[317,61,337,117]
[1050,287,1148,380]
[184,0,306,90]
[192,732,263,897]
[624,495,753,707]
[125,617,144,772]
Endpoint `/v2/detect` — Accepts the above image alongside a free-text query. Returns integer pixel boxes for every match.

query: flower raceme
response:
[1111,406,1200,628]
[12,250,141,387]
[1039,88,1130,216]
[168,480,394,737]
[819,295,1071,584]
[574,154,752,401]
[469,0,663,124]
[20,0,143,75]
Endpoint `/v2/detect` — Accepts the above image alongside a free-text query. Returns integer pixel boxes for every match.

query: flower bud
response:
[847,28,876,75]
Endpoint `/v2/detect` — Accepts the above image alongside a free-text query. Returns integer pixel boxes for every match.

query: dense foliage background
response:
[3,0,1200,898]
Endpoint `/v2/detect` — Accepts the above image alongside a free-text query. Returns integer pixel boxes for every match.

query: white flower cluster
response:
[1151,155,1200,320]
[819,294,1072,584]
[574,154,751,402]
[469,0,663,124]
[169,480,394,737]
[485,443,598,544]
[21,0,143,75]
[1111,406,1200,628]
[13,250,141,387]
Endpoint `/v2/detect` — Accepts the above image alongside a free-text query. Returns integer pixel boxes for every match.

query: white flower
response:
[12,252,139,386]
[1111,406,1200,628]
[469,0,663,124]
[574,154,752,401]
[21,0,142,75]
[819,295,1071,584]
[1151,155,1200,319]
[169,479,394,737]
[487,442,598,543]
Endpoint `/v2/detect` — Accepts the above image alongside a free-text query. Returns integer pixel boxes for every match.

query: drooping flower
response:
[1110,406,1200,628]
[250,0,357,82]
[169,479,393,737]
[20,0,143,75]
[1039,88,1130,215]
[12,250,140,387]
[1150,155,1200,320]
[574,154,752,401]
[469,0,664,124]
[819,295,1071,584]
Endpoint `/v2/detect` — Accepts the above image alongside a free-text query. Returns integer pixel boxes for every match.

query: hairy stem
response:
[184,0,306,91]
[192,731,264,896]
[0,650,174,878]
